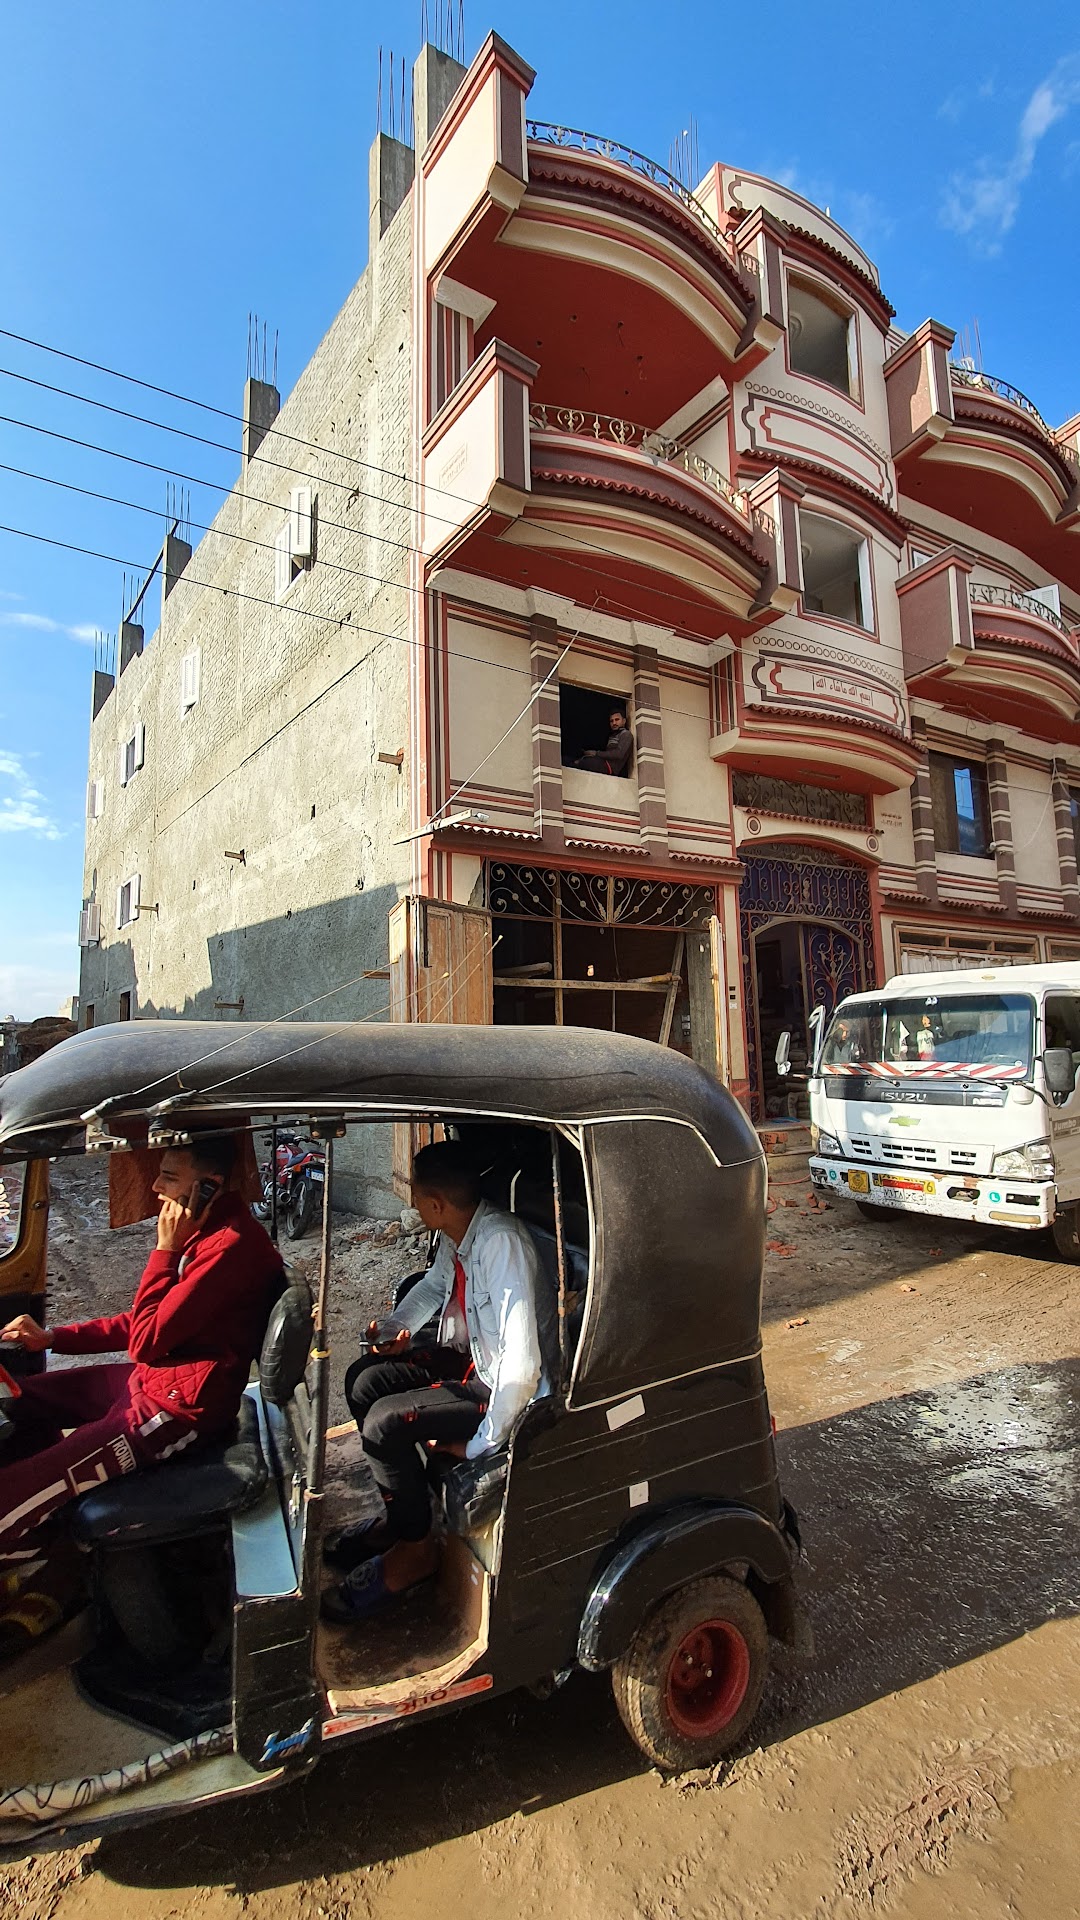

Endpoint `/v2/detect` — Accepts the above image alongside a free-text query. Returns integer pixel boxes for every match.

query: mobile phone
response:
[195,1177,221,1210]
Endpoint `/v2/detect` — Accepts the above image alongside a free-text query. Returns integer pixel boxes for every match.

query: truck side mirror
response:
[775,1032,792,1078]
[1043,1047,1076,1097]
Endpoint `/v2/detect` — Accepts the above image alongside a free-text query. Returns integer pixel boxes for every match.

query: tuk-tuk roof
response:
[0,1021,767,1407]
[0,1019,757,1161]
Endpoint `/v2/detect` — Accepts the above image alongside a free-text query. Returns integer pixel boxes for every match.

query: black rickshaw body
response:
[0,1022,800,1852]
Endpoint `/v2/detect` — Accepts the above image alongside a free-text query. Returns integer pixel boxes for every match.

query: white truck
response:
[796,963,1080,1258]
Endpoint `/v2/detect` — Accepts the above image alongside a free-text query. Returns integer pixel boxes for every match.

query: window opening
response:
[118,992,132,1022]
[180,649,201,714]
[787,277,854,395]
[116,874,141,929]
[119,724,145,787]
[431,302,473,414]
[930,753,992,857]
[83,1003,96,1030]
[800,511,870,628]
[559,685,633,777]
[274,488,316,599]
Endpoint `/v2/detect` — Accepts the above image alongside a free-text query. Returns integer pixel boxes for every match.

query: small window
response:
[116,873,141,930]
[86,777,105,819]
[800,511,871,628]
[787,277,854,395]
[118,992,132,1022]
[930,753,992,858]
[118,724,145,788]
[559,686,634,778]
[431,301,473,414]
[180,649,201,714]
[83,1004,95,1031]
[274,487,317,599]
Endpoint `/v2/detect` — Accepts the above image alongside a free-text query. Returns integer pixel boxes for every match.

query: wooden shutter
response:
[389,897,494,1197]
[290,486,313,560]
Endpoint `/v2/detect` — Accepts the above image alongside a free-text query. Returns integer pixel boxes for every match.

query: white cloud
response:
[0,749,62,840]
[0,610,98,646]
[942,53,1080,250]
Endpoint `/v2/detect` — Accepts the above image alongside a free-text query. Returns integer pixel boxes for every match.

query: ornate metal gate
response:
[738,846,875,1117]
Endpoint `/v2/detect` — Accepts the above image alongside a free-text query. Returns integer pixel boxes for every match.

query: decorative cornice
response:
[782,224,896,324]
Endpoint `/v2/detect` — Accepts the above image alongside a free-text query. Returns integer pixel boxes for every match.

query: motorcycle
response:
[253,1131,326,1240]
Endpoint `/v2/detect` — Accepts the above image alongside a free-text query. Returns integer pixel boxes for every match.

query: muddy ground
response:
[2,1158,1078,1919]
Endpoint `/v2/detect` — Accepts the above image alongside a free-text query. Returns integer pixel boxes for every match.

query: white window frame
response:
[275,489,316,599]
[798,508,874,633]
[180,648,201,715]
[78,902,102,948]
[116,872,141,930]
[786,272,859,401]
[86,777,105,820]
[118,723,145,788]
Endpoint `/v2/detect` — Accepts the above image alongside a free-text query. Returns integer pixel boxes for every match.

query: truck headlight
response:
[814,1131,842,1157]
[990,1140,1054,1177]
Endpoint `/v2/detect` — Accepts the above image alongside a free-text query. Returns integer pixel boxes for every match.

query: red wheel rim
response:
[664,1619,751,1739]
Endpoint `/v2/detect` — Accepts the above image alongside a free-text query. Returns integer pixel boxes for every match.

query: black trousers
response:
[343,1349,488,1542]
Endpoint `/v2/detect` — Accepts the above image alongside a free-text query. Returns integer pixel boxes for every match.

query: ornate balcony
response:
[517,401,802,639]
[898,547,1080,740]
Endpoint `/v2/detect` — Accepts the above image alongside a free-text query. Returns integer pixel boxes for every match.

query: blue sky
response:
[1,1,1078,1016]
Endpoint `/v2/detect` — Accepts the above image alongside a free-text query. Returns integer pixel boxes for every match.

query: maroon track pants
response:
[0,1362,199,1551]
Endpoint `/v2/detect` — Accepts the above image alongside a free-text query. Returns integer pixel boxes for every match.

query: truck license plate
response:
[875,1173,935,1195]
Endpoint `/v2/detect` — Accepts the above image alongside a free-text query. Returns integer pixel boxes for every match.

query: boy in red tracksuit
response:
[0,1136,283,1551]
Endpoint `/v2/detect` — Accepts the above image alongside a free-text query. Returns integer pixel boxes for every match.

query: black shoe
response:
[322,1516,396,1571]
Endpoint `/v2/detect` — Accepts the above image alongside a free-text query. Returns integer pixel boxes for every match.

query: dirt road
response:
[3,1166,1079,1919]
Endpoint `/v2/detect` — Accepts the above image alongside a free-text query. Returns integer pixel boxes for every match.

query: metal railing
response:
[949,364,1080,472]
[526,121,760,281]
[969,580,1073,640]
[529,402,757,520]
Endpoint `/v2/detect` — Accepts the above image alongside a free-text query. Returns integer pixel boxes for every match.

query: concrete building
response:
[79,29,1080,1199]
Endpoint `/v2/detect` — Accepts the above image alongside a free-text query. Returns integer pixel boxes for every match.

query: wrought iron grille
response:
[528,404,754,522]
[525,121,760,281]
[487,862,716,930]
[968,580,1073,641]
[950,365,1079,473]
[738,849,876,1119]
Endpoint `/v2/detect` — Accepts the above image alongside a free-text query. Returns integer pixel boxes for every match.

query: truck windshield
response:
[821,993,1033,1079]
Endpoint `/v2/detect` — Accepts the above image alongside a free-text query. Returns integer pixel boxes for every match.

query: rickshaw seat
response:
[70,1278,313,1549]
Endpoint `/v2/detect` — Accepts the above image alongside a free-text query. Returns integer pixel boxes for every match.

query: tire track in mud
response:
[835,1759,1007,1911]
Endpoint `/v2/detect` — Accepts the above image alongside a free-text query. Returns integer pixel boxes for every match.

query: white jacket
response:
[380,1199,551,1460]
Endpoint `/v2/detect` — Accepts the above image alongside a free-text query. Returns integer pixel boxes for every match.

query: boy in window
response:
[577,708,634,778]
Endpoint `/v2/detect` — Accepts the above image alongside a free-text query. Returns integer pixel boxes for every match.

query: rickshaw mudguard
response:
[577,1501,797,1672]
[0,1156,49,1375]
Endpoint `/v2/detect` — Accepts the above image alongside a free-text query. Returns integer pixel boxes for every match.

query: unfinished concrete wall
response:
[80,179,416,1213]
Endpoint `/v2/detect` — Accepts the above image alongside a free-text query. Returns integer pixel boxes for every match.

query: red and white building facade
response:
[400,33,1080,1116]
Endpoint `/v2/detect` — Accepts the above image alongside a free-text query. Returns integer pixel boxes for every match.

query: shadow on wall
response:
[89,887,403,1215]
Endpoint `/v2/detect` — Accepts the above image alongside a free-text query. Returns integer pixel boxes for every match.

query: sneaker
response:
[320,1556,433,1625]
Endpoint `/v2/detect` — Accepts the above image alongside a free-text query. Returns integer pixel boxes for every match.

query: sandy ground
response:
[2,1156,1078,1919]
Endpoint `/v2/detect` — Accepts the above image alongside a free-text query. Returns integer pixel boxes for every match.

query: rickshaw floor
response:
[316,1428,488,1703]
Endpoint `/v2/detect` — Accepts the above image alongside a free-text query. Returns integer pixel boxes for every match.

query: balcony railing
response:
[969,581,1073,641]
[526,121,760,281]
[528,403,774,532]
[951,364,1080,475]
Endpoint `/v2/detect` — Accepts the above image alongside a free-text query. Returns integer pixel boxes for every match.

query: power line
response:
[0,353,765,635]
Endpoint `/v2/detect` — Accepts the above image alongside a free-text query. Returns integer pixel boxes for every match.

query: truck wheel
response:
[611,1574,768,1773]
[1051,1204,1080,1260]
[855,1200,894,1221]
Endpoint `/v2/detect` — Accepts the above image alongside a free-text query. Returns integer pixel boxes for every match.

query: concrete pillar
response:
[91,670,114,719]
[632,644,668,856]
[986,738,1018,915]
[529,613,564,849]
[368,133,414,249]
[162,530,192,601]
[1051,765,1080,919]
[413,44,466,156]
[242,377,280,464]
[909,719,939,902]
[119,620,144,674]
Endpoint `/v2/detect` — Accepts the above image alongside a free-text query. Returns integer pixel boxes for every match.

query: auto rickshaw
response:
[0,1020,804,1855]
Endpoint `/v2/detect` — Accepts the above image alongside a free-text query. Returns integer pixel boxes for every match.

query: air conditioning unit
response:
[79,903,102,948]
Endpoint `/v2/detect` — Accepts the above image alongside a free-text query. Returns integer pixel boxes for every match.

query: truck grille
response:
[845,1138,983,1171]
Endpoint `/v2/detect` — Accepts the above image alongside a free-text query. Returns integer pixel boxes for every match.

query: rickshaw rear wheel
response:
[612,1574,768,1773]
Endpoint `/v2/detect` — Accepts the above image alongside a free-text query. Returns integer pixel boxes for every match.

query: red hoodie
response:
[50,1194,284,1433]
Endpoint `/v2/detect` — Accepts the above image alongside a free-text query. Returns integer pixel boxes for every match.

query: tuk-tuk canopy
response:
[0,1022,767,1406]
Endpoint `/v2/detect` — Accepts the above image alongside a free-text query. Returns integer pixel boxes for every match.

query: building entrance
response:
[738,847,875,1119]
